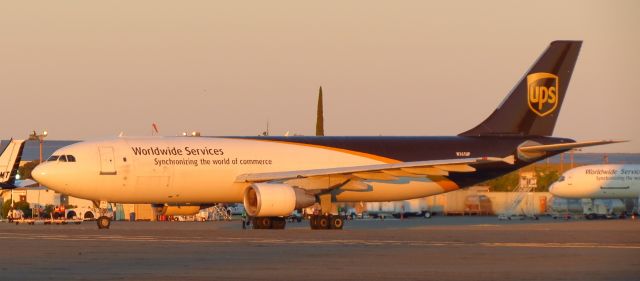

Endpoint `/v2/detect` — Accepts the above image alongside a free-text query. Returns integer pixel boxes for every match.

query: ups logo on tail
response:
[527,72,559,117]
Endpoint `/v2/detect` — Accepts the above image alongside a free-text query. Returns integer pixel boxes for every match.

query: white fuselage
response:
[550,164,640,199]
[32,137,456,204]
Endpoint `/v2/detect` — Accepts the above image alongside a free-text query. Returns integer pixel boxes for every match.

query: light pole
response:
[570,148,582,169]
[28,130,47,218]
[28,130,48,164]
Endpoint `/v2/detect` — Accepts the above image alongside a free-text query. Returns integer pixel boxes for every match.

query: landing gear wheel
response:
[97,216,111,229]
[271,217,286,229]
[329,215,344,230]
[309,216,319,229]
[253,217,273,229]
[309,215,340,230]
[317,215,329,229]
[424,211,432,219]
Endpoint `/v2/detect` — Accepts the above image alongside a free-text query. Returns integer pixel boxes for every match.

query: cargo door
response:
[99,147,117,175]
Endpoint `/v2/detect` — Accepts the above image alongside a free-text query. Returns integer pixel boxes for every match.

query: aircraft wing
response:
[235,156,514,183]
[518,140,627,153]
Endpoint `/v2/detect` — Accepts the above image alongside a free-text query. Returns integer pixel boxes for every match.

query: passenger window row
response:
[47,155,76,162]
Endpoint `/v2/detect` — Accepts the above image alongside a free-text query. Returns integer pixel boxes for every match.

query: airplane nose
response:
[32,164,51,188]
[549,183,565,197]
[32,162,69,194]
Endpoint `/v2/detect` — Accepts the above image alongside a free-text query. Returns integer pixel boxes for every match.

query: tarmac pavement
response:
[1,216,638,281]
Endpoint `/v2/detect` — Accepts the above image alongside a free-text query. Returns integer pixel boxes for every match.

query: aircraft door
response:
[99,147,117,175]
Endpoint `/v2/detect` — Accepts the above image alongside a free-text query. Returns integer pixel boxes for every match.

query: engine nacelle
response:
[243,183,316,217]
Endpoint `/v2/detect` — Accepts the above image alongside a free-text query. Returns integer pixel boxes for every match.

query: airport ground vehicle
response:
[6,209,24,222]
[463,194,493,216]
[364,201,433,219]
[227,204,245,215]
[287,210,303,222]
[549,197,627,219]
[66,207,99,220]
[581,199,627,219]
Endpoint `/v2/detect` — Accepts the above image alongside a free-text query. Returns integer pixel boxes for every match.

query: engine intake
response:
[243,183,316,217]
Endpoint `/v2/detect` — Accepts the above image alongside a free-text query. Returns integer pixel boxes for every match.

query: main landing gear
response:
[309,214,343,230]
[307,193,344,230]
[252,216,286,229]
[249,194,345,230]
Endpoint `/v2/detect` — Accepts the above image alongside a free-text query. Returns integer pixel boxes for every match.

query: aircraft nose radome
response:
[32,164,51,188]
[549,183,567,198]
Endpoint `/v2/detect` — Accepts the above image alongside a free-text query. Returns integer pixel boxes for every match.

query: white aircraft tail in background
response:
[0,139,26,189]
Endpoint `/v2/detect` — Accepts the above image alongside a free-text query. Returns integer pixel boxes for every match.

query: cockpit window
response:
[59,155,68,162]
[557,176,565,182]
[47,155,59,162]
[67,155,76,162]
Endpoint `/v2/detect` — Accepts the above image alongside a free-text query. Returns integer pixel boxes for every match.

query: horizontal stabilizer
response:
[518,140,627,153]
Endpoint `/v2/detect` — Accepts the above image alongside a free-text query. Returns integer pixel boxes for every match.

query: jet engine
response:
[243,183,316,217]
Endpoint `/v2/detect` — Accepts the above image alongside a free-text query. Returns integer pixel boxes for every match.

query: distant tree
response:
[535,167,560,192]
[483,170,520,192]
[316,86,324,136]
[1,199,32,218]
[13,200,32,218]
[42,204,55,219]
[1,199,11,218]
[18,160,40,180]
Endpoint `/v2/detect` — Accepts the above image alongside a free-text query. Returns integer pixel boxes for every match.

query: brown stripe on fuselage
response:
[241,138,401,164]
[429,175,460,192]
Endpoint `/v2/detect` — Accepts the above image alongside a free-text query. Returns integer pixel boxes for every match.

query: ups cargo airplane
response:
[30,41,623,230]
[550,164,640,200]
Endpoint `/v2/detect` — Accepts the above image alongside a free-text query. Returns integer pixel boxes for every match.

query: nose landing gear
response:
[93,200,112,229]
[97,216,111,229]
